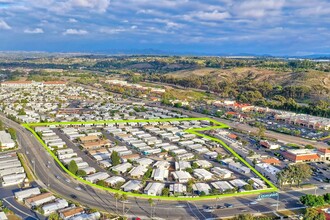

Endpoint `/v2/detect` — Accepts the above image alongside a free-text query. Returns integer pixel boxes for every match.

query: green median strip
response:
[17,153,34,181]
[22,117,278,201]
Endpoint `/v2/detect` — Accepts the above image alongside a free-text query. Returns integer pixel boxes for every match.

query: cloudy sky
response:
[0,0,329,55]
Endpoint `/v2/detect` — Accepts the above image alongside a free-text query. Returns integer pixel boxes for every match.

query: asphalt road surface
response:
[1,114,330,220]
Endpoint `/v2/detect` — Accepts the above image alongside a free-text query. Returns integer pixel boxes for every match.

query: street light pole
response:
[276,193,280,211]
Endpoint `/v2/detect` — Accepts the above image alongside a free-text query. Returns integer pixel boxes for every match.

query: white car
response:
[203,207,215,213]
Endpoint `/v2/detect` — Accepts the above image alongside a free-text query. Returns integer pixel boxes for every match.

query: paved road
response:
[1,114,330,220]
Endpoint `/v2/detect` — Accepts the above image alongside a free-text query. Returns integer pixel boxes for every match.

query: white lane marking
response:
[191,202,206,219]
[186,202,200,220]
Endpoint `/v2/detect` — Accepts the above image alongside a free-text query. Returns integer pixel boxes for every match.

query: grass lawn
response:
[7,214,21,220]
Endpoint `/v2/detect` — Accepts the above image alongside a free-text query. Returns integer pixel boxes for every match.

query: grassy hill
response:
[164,67,330,101]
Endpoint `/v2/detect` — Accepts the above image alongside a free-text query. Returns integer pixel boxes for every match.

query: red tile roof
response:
[261,158,281,165]
[319,148,330,154]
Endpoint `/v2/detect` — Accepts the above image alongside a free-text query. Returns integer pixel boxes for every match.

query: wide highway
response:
[1,114,329,220]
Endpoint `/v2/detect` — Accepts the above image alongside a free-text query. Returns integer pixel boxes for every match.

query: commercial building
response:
[318,148,330,161]
[259,140,280,150]
[275,113,330,130]
[282,149,320,163]
[255,163,280,183]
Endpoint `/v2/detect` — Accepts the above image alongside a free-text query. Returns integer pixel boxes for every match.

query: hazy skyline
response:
[0,0,330,55]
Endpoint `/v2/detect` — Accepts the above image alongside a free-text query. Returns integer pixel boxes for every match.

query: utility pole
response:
[314,186,317,195]
[31,159,35,174]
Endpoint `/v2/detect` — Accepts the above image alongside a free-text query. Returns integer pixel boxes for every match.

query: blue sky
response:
[0,0,329,55]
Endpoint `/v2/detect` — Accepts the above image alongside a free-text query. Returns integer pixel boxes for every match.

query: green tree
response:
[216,154,223,161]
[300,195,325,207]
[68,160,78,175]
[148,198,154,218]
[277,163,312,187]
[185,167,193,174]
[243,184,253,191]
[191,162,199,169]
[7,128,17,140]
[324,193,330,203]
[187,179,194,194]
[248,150,255,157]
[162,187,170,197]
[257,126,266,138]
[120,194,128,215]
[48,212,60,220]
[143,168,153,180]
[233,213,254,220]
[111,151,121,166]
[96,180,107,187]
[76,169,87,177]
[293,163,313,186]
[18,108,26,115]
[0,120,4,130]
[114,193,120,214]
[305,144,315,149]
[303,208,326,220]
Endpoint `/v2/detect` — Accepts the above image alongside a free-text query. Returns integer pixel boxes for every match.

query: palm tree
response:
[114,192,120,214]
[148,198,154,218]
[120,194,128,216]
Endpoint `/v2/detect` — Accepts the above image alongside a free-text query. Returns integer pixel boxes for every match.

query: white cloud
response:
[232,0,285,18]
[68,0,111,13]
[0,19,11,30]
[24,27,44,34]
[193,10,231,21]
[63,28,88,35]
[99,27,127,34]
[68,18,78,23]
